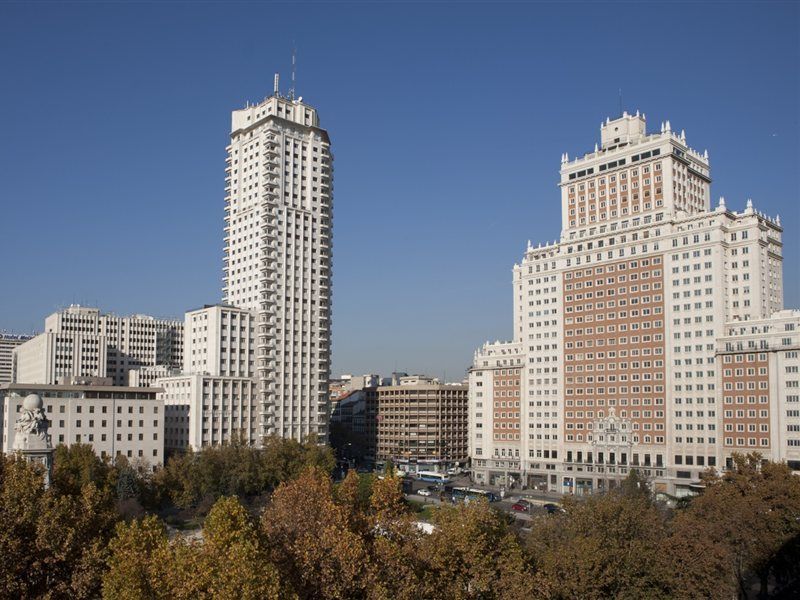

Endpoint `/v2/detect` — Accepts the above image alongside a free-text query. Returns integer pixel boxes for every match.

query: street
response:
[404,474,565,522]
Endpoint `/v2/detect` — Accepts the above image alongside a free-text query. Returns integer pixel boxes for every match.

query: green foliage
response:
[675,452,800,597]
[527,492,673,599]
[0,454,119,599]
[52,443,115,497]
[5,446,800,599]
[154,436,336,510]
[103,498,288,599]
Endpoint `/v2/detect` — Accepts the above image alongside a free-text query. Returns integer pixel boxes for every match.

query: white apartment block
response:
[183,304,257,377]
[470,111,792,497]
[157,304,260,451]
[222,82,333,443]
[0,334,33,384]
[0,383,164,465]
[14,306,183,386]
[159,373,259,451]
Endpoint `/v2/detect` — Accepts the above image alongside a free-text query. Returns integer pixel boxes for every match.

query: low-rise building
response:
[0,382,164,465]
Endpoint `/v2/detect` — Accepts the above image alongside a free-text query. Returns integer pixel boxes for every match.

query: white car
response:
[417,488,432,497]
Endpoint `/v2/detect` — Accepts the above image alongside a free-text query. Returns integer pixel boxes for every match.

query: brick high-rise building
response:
[222,79,333,443]
[469,111,795,497]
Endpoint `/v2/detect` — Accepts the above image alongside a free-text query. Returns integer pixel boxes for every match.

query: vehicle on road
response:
[417,488,432,497]
[511,501,530,512]
[543,503,563,514]
[416,471,452,485]
[451,487,498,503]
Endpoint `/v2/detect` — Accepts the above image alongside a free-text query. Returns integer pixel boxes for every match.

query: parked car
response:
[417,488,432,497]
[543,503,563,514]
[511,501,530,512]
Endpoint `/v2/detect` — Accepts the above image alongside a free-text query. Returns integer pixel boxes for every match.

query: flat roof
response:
[0,383,163,394]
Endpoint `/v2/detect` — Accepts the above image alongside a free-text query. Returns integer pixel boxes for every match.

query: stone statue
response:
[13,394,52,449]
[12,394,54,488]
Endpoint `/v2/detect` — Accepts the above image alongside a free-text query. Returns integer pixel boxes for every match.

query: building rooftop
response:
[0,383,163,394]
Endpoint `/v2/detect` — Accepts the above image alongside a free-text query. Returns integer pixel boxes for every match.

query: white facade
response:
[0,383,164,465]
[156,304,260,451]
[223,86,333,442]
[183,305,257,377]
[0,334,32,384]
[470,112,791,496]
[128,365,180,388]
[158,374,259,451]
[14,306,183,386]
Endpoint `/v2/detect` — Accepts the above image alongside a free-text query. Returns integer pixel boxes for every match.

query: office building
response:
[469,111,793,496]
[1,382,163,465]
[369,378,468,472]
[13,306,183,386]
[157,305,259,451]
[0,334,33,384]
[222,80,333,442]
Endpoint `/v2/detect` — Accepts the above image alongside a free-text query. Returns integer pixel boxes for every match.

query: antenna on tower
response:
[273,73,280,96]
[289,44,297,101]
[618,88,623,117]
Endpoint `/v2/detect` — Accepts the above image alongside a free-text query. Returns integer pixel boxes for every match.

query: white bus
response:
[416,471,451,485]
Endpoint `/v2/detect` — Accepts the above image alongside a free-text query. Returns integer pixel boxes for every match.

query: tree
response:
[198,496,285,599]
[261,467,372,599]
[103,498,289,599]
[527,492,671,599]
[103,515,170,598]
[52,443,114,497]
[0,455,118,599]
[420,499,536,599]
[676,453,800,598]
[619,468,650,501]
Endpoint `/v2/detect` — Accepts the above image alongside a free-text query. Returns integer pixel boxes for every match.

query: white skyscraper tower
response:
[223,75,333,442]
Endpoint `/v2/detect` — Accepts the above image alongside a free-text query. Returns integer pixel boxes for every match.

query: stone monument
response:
[12,393,54,488]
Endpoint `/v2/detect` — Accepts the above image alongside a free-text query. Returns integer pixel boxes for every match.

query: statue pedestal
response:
[16,446,54,489]
[11,394,55,489]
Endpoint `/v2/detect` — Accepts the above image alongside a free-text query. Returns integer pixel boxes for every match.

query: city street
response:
[404,474,566,522]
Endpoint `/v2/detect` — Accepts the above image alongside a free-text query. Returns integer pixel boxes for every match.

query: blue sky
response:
[1,1,798,381]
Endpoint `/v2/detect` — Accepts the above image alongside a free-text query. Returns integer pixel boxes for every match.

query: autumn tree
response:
[153,436,336,510]
[52,442,114,497]
[103,497,288,599]
[527,492,672,600]
[0,455,118,599]
[261,467,372,599]
[420,499,537,599]
[676,453,800,598]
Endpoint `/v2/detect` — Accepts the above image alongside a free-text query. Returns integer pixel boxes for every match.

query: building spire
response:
[289,45,297,100]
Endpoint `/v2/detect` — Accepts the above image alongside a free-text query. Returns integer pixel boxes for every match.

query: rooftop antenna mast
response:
[289,45,297,101]
[618,88,623,117]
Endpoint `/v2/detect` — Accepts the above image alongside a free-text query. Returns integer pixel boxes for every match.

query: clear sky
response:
[1,1,798,381]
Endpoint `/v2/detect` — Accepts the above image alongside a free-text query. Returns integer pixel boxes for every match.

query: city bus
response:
[451,487,498,503]
[416,471,451,485]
